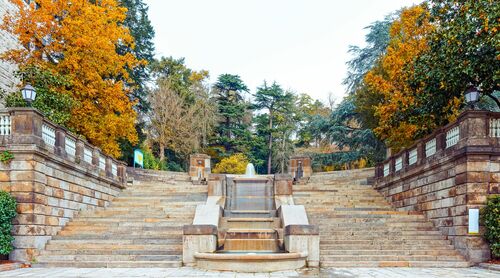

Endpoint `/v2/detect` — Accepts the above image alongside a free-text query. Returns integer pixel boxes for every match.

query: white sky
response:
[145,0,423,104]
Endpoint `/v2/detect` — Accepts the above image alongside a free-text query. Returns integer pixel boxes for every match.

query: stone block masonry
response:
[374,110,500,264]
[0,108,127,262]
[0,1,20,103]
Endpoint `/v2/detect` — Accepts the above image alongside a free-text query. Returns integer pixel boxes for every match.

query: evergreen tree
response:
[212,74,251,155]
[118,0,155,112]
[253,81,295,174]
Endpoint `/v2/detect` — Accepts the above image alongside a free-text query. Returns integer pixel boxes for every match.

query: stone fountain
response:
[183,160,319,272]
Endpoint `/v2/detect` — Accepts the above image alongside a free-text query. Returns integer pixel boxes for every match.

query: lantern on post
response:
[464,84,480,109]
[21,83,37,106]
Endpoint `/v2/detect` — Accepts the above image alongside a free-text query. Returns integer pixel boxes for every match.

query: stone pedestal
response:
[284,225,320,267]
[182,225,218,266]
[189,154,211,184]
[289,156,312,181]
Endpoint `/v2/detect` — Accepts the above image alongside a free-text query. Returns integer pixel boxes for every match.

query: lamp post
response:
[464,85,480,109]
[21,83,37,106]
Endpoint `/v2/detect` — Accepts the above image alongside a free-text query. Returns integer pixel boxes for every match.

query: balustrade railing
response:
[376,110,500,179]
[0,108,126,183]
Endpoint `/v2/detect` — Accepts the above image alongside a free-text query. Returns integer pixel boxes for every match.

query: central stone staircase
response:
[293,168,470,268]
[35,170,207,268]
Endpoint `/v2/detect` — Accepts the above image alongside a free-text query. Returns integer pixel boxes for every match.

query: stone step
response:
[321,249,461,256]
[45,243,182,251]
[52,234,182,240]
[320,260,471,268]
[40,249,180,255]
[320,254,464,262]
[37,254,181,262]
[221,239,282,252]
[319,244,455,251]
[35,260,183,268]
[320,235,447,240]
[47,238,182,245]
[320,239,451,245]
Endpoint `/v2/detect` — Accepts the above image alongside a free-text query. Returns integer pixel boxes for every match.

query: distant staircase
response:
[293,168,470,268]
[35,170,207,268]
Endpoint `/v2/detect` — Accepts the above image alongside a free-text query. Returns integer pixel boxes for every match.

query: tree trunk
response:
[267,110,273,174]
[159,143,165,162]
[280,132,286,173]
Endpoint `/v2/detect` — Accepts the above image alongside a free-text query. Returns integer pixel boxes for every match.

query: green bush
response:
[0,191,17,255]
[481,196,500,258]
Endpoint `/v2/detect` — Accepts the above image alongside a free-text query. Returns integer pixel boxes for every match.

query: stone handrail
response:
[375,110,500,180]
[0,107,127,185]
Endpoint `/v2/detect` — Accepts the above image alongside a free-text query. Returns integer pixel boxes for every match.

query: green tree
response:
[411,0,500,124]
[343,12,398,95]
[254,81,295,174]
[212,74,251,154]
[118,0,155,112]
[5,66,74,127]
[150,57,196,102]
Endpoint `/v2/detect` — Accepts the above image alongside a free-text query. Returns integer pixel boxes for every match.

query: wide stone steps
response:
[293,169,468,267]
[320,261,471,268]
[35,260,182,268]
[35,169,206,268]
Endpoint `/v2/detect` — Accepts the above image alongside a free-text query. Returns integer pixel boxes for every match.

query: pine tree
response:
[212,74,251,155]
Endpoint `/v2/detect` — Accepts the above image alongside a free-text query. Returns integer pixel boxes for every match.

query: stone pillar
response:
[182,225,218,266]
[189,154,211,184]
[284,225,320,267]
[289,155,312,181]
[207,174,225,196]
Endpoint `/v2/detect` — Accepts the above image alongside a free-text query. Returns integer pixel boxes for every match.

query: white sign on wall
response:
[468,208,479,234]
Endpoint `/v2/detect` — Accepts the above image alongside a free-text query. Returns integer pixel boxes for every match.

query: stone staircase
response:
[35,170,207,268]
[293,168,470,268]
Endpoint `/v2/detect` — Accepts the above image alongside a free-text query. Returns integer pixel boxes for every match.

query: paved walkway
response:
[0,267,498,277]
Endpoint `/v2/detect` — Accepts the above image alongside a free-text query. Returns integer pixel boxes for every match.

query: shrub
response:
[0,191,17,255]
[213,153,249,174]
[481,196,500,258]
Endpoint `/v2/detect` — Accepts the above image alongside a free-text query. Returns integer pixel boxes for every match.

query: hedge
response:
[481,195,500,258]
[0,191,17,255]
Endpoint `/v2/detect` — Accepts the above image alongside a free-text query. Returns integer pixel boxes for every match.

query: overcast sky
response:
[144,0,423,104]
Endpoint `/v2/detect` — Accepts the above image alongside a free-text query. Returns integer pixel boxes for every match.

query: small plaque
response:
[468,208,479,234]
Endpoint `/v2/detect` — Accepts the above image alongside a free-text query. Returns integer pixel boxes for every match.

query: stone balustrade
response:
[0,108,127,261]
[374,110,500,263]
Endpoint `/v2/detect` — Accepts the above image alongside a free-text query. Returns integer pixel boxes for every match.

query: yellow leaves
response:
[213,153,249,174]
[362,5,434,148]
[1,0,141,158]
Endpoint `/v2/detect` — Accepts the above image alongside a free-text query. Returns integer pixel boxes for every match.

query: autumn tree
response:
[1,0,141,157]
[362,5,434,149]
[147,79,199,161]
[410,0,500,121]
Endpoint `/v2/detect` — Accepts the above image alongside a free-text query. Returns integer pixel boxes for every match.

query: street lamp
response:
[464,85,480,109]
[21,83,37,106]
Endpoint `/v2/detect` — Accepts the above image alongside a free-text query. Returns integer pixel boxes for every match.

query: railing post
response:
[75,138,85,164]
[10,108,44,145]
[55,127,66,157]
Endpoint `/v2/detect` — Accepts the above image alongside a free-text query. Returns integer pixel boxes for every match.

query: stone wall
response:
[0,108,127,262]
[374,110,500,263]
[0,1,20,102]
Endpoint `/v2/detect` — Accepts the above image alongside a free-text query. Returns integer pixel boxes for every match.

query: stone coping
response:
[182,224,218,236]
[284,225,319,236]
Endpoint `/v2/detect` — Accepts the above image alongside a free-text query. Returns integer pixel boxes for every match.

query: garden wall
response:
[374,110,500,263]
[0,108,127,262]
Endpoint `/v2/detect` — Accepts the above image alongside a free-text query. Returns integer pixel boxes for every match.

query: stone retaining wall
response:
[0,108,127,262]
[374,110,500,263]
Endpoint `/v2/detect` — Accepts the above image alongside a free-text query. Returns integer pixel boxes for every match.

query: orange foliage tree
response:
[1,0,140,157]
[362,5,437,149]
